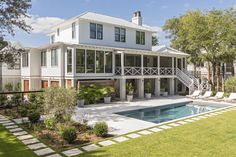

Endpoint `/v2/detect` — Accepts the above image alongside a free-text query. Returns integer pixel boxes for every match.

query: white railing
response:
[160,67,173,75]
[115,67,121,75]
[176,68,193,87]
[143,67,158,75]
[124,67,142,75]
[182,68,199,88]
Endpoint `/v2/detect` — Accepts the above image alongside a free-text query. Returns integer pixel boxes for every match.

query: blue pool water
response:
[116,102,227,124]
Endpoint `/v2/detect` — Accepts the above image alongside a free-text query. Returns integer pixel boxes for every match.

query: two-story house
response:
[21,11,196,100]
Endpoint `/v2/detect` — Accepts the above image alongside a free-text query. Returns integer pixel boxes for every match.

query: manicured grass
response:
[80,110,236,157]
[0,125,36,157]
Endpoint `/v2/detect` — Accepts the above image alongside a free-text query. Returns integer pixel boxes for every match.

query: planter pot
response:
[77,99,85,107]
[127,94,133,102]
[145,93,152,99]
[104,97,111,104]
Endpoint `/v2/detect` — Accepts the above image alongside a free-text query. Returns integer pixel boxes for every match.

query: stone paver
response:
[62,148,83,157]
[185,119,195,122]
[46,154,62,157]
[126,133,141,139]
[28,143,47,150]
[113,136,128,142]
[191,117,200,121]
[22,138,40,145]
[13,117,29,124]
[13,131,28,136]
[5,125,18,129]
[98,140,116,146]
[17,134,33,140]
[177,121,188,125]
[198,116,207,119]
[168,123,180,127]
[0,121,11,124]
[2,122,15,126]
[34,148,55,156]
[159,125,172,129]
[138,130,152,135]
[149,127,163,132]
[9,128,23,132]
[82,144,100,152]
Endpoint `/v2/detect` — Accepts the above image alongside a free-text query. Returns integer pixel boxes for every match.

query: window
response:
[22,53,28,67]
[76,49,85,73]
[105,51,112,73]
[51,49,58,66]
[115,27,126,42]
[96,51,104,73]
[136,31,145,45]
[90,23,103,40]
[57,28,60,36]
[51,35,55,44]
[72,22,76,39]
[67,49,72,73]
[41,51,47,66]
[86,50,95,73]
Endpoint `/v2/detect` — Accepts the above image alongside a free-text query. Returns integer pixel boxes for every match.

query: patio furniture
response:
[223,93,236,102]
[207,92,224,100]
[186,90,201,99]
[198,91,212,99]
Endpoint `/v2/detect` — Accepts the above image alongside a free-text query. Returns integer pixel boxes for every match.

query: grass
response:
[80,110,236,157]
[0,125,37,157]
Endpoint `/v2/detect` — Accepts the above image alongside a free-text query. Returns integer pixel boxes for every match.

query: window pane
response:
[115,27,120,42]
[141,32,145,45]
[41,51,46,66]
[120,28,126,42]
[86,50,95,73]
[97,24,103,40]
[67,49,72,73]
[51,49,58,66]
[90,23,96,39]
[136,31,140,44]
[72,22,76,39]
[105,51,112,73]
[76,49,85,73]
[22,53,28,67]
[96,51,104,73]
[115,54,121,66]
[51,35,55,43]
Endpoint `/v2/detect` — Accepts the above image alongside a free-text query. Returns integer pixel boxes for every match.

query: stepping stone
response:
[168,123,180,127]
[22,138,40,145]
[159,125,172,129]
[13,118,29,124]
[34,148,55,156]
[0,121,11,124]
[13,131,28,136]
[28,143,46,150]
[62,148,83,157]
[0,118,8,121]
[2,122,15,126]
[98,140,116,146]
[5,125,18,129]
[138,130,152,135]
[9,128,23,132]
[46,154,62,157]
[149,127,163,132]
[82,144,100,151]
[198,116,207,119]
[126,133,141,139]
[185,119,195,122]
[192,117,200,121]
[177,121,188,125]
[17,134,33,140]
[113,136,128,142]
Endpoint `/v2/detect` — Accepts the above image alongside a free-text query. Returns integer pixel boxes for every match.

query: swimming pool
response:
[116,101,227,124]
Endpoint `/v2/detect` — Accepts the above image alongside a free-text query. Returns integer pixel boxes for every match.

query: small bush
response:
[0,94,7,106]
[225,77,236,92]
[61,127,77,144]
[28,112,40,123]
[93,122,108,137]
[19,107,28,117]
[4,82,13,92]
[44,118,56,130]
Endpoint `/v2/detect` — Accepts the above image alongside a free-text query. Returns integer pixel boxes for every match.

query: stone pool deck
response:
[72,96,233,135]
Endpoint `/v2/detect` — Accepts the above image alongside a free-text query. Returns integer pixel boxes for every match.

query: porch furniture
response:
[186,90,201,99]
[198,91,212,99]
[223,93,236,102]
[207,92,224,100]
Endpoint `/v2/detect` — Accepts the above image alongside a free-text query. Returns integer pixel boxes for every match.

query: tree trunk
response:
[212,63,216,90]
[216,63,220,92]
[207,62,211,83]
[231,61,235,76]
[193,64,197,77]
[222,63,225,92]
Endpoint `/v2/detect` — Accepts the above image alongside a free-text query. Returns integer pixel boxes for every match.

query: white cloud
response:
[24,15,65,34]
[143,24,162,36]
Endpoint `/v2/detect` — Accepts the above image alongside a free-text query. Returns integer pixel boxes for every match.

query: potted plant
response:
[102,87,115,104]
[126,82,134,102]
[77,86,86,107]
[145,80,152,99]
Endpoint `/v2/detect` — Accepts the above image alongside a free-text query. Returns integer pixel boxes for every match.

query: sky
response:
[6,0,236,47]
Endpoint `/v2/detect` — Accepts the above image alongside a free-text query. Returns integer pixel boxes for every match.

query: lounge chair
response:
[186,90,201,99]
[223,93,236,102]
[198,91,212,99]
[207,92,224,100]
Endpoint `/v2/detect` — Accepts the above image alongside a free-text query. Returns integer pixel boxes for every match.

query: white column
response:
[121,52,124,76]
[155,78,160,96]
[172,57,174,75]
[175,57,178,69]
[138,78,144,98]
[158,56,160,75]
[119,78,126,100]
[112,52,115,74]
[181,58,183,70]
[170,78,175,95]
[141,54,143,75]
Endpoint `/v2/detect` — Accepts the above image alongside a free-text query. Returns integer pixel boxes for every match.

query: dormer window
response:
[72,22,76,39]
[90,23,103,40]
[136,31,145,45]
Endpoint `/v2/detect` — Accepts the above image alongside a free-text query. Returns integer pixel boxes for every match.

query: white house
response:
[21,11,199,100]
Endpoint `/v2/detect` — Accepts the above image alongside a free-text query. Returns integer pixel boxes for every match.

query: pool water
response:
[116,102,226,124]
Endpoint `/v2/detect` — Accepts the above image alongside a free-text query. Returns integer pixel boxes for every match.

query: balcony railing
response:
[115,67,175,76]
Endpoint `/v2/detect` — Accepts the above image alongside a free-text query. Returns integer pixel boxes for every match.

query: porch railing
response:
[143,67,158,75]
[159,67,174,75]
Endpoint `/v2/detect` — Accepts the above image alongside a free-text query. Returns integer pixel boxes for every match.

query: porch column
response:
[155,78,160,96]
[175,57,178,69]
[119,78,126,100]
[138,78,144,98]
[158,56,160,75]
[141,54,143,75]
[121,52,124,76]
[170,78,175,95]
[112,52,115,74]
[172,57,175,75]
[181,58,183,70]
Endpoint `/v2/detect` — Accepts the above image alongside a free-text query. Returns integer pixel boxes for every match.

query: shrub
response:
[0,94,7,107]
[11,94,22,106]
[4,82,13,92]
[93,122,108,137]
[19,106,28,117]
[28,112,40,123]
[44,117,56,130]
[78,85,103,104]
[61,127,77,144]
[145,80,152,93]
[225,77,236,92]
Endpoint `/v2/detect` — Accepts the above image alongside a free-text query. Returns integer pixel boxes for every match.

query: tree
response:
[0,0,31,65]
[152,36,159,46]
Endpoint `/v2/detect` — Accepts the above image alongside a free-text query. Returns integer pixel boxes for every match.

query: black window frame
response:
[136,31,145,45]
[72,22,76,39]
[115,27,126,42]
[90,23,103,40]
[41,51,47,67]
[67,49,72,73]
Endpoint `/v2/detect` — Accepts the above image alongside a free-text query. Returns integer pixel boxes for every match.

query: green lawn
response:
[80,110,236,157]
[0,125,36,157]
